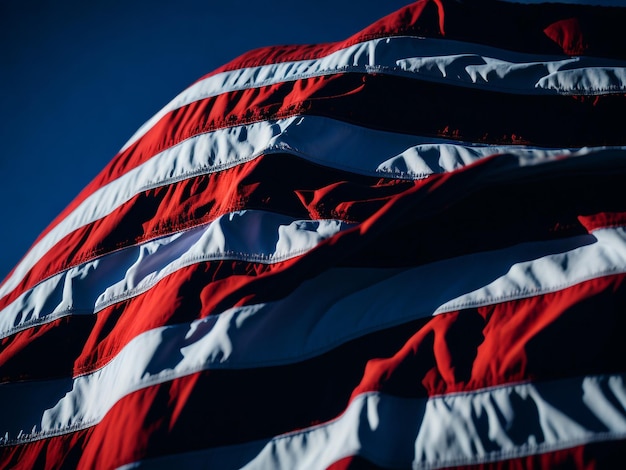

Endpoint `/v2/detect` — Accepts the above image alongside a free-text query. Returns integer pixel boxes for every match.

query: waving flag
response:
[2,0,626,468]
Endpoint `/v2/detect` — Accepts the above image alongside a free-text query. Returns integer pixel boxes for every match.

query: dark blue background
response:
[0,0,409,281]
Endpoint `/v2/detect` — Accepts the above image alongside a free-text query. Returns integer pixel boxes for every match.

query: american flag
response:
[2,0,626,468]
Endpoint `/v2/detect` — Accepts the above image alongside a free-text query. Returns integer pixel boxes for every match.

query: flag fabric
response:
[2,0,626,468]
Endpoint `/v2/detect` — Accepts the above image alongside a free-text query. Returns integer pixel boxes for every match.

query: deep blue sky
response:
[0,0,410,281]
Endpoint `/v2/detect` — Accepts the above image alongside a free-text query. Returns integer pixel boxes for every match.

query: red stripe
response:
[351,274,626,400]
[2,273,626,467]
[0,154,412,312]
[206,0,626,79]
[326,456,387,470]
[0,315,94,383]
[578,211,626,232]
[4,154,626,382]
[30,71,626,255]
[8,120,626,312]
[1,256,299,383]
[326,438,626,469]
[201,1,441,78]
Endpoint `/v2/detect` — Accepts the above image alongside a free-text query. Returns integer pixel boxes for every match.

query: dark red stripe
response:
[327,456,387,470]
[4,151,626,382]
[200,1,443,78]
[30,69,626,256]
[6,433,625,470]
[206,0,626,78]
[15,126,626,309]
[326,438,626,470]
[0,154,413,312]
[352,274,626,399]
[0,315,95,383]
[451,438,626,470]
[578,211,626,232]
[2,273,626,467]
[0,258,282,383]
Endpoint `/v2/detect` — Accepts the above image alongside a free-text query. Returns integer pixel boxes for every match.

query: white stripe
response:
[436,227,626,312]
[2,134,622,339]
[2,226,626,442]
[121,374,626,469]
[121,35,626,152]
[0,211,352,339]
[1,114,594,301]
